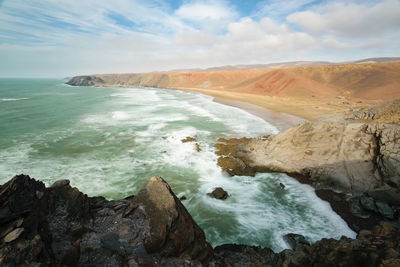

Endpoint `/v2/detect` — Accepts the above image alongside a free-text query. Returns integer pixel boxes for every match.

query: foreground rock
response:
[0,175,212,266]
[1,175,400,266]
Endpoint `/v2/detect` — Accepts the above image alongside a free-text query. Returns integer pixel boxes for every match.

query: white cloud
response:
[175,0,237,31]
[0,0,398,77]
[287,0,400,38]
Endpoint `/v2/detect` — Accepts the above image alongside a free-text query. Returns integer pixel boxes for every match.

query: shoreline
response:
[212,97,306,131]
[170,87,308,131]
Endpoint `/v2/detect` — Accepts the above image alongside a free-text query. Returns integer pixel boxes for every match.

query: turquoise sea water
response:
[0,79,355,251]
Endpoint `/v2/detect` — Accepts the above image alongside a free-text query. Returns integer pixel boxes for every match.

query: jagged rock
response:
[0,175,212,266]
[283,233,310,250]
[208,187,228,200]
[132,176,212,260]
[1,174,400,266]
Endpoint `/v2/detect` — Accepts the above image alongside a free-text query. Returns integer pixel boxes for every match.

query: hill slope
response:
[67,61,400,101]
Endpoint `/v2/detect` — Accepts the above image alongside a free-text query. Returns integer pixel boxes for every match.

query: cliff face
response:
[67,61,400,101]
[216,100,400,194]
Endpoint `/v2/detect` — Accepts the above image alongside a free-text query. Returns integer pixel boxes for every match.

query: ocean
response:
[0,78,355,251]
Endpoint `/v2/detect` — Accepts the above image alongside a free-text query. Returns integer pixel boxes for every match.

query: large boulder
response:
[133,176,212,260]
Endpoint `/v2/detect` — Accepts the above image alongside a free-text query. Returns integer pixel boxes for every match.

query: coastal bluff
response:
[216,99,400,194]
[1,174,400,266]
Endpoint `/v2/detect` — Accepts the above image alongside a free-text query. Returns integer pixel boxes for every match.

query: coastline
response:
[169,87,375,123]
[212,97,306,131]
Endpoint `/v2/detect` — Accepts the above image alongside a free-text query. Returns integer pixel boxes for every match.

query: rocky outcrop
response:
[1,174,400,266]
[216,121,400,194]
[212,223,400,267]
[0,174,212,266]
[66,76,105,86]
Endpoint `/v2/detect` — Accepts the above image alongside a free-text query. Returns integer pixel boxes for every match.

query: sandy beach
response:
[173,87,379,128]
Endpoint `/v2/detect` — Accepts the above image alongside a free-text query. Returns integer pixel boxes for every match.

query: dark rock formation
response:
[1,174,400,266]
[283,233,310,250]
[207,187,229,200]
[66,76,105,86]
[0,174,212,266]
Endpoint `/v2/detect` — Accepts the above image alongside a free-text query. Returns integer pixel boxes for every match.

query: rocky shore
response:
[2,81,399,265]
[1,174,400,266]
[214,100,400,234]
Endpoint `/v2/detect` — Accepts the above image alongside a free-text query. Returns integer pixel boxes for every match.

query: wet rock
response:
[279,183,285,189]
[195,143,201,152]
[217,156,255,176]
[283,233,310,250]
[181,136,196,143]
[208,187,228,200]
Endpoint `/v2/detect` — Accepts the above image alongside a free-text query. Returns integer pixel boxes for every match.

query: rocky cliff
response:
[216,100,400,194]
[1,174,400,266]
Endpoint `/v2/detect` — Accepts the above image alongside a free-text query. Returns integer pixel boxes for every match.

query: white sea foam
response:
[0,97,29,101]
[111,111,129,120]
[0,84,356,252]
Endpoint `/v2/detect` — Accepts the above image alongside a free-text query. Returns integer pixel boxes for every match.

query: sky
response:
[0,0,399,77]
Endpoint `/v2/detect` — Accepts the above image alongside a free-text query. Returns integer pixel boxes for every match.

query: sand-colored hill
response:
[69,61,400,101]
[67,61,400,120]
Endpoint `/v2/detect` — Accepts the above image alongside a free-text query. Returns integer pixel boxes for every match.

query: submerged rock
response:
[181,136,196,143]
[208,187,229,200]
